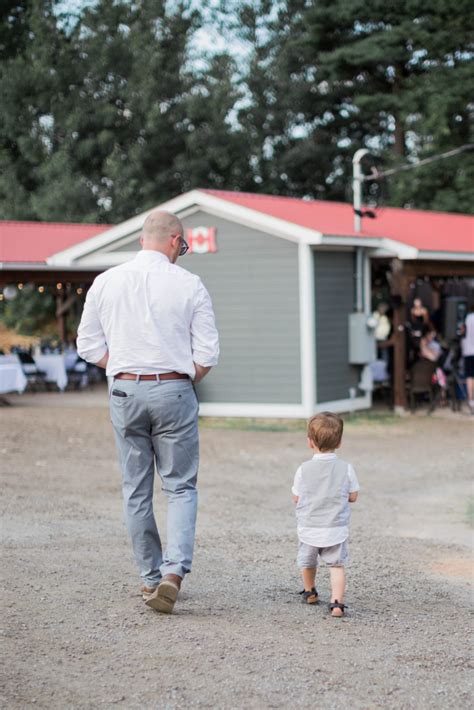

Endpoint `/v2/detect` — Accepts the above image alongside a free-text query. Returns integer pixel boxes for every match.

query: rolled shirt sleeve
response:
[77,286,108,364]
[292,466,303,497]
[348,465,360,493]
[191,279,219,367]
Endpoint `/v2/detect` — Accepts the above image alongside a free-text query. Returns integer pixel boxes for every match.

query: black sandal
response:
[299,587,319,604]
[329,600,345,617]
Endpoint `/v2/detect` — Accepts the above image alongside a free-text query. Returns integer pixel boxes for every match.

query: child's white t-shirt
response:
[292,452,359,548]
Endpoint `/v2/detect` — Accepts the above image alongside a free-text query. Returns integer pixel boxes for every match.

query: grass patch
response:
[343,411,401,426]
[199,417,307,433]
[199,410,401,432]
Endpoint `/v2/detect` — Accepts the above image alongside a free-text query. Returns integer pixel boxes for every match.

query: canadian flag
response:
[186,227,217,254]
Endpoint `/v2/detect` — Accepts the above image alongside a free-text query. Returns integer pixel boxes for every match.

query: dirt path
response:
[1,395,473,709]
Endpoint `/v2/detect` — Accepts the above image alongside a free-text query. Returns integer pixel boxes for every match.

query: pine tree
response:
[237,0,474,212]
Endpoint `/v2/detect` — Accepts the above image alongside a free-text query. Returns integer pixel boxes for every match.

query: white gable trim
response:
[47,190,325,267]
[46,191,204,266]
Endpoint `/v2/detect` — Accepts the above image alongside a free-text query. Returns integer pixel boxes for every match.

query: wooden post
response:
[389,260,411,412]
[56,292,67,344]
[392,298,407,411]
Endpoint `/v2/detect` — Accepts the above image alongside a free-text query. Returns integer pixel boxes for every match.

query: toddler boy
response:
[292,412,359,617]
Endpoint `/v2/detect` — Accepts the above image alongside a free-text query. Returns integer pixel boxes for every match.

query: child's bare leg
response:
[329,566,345,616]
[302,567,317,591]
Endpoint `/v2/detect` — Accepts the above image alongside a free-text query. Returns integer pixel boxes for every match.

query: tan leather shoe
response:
[141,585,158,601]
[145,574,181,613]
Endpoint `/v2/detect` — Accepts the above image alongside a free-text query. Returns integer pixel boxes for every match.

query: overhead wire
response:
[361,144,474,182]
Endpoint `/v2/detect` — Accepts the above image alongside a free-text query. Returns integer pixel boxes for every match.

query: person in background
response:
[461,304,474,410]
[419,325,442,363]
[373,302,392,344]
[77,210,219,614]
[410,297,430,334]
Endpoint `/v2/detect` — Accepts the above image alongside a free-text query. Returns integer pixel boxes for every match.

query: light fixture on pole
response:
[352,148,370,234]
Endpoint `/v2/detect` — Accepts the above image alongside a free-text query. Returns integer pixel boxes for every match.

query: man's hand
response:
[193,363,211,385]
[292,494,299,504]
[95,352,109,369]
[348,492,358,503]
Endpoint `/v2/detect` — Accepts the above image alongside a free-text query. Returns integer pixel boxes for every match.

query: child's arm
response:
[347,464,360,503]
[291,466,302,504]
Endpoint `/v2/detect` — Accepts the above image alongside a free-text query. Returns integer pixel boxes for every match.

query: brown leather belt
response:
[115,371,189,381]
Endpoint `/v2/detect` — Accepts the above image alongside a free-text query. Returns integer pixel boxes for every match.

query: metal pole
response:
[352,148,369,233]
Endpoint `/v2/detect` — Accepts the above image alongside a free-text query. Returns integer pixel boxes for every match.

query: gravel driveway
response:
[1,393,472,709]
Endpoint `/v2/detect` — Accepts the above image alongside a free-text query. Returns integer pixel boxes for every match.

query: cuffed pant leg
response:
[150,381,199,579]
[110,386,163,588]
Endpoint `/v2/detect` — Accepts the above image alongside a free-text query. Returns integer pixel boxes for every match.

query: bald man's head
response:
[142,210,183,246]
[140,210,184,262]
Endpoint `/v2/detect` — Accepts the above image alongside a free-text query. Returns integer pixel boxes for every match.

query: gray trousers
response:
[109,377,199,587]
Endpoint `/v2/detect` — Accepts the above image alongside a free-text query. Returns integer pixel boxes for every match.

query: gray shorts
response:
[297,540,349,568]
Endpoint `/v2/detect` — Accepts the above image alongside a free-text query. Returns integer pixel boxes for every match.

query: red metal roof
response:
[0,221,109,264]
[203,190,474,254]
[1,194,473,264]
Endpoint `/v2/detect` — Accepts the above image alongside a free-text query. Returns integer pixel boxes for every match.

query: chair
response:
[17,352,49,391]
[406,358,438,412]
[66,356,89,390]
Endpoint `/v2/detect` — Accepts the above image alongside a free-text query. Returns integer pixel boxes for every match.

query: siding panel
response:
[314,251,360,403]
[166,212,301,404]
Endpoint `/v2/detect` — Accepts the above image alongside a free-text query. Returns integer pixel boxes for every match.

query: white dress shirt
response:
[462,312,474,357]
[77,250,219,378]
[292,452,359,547]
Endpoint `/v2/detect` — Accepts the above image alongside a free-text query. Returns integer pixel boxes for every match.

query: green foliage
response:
[0,285,56,335]
[0,0,253,223]
[0,0,472,220]
[236,0,474,211]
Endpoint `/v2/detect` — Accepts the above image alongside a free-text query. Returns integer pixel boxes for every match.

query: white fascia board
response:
[319,235,423,262]
[320,235,418,260]
[417,250,474,262]
[0,261,102,272]
[1,261,48,271]
[320,235,383,249]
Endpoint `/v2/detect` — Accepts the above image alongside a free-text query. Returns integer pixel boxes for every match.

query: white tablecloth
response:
[0,356,28,394]
[34,354,68,391]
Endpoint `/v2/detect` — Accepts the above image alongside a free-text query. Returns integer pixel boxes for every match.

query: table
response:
[0,355,28,394]
[34,354,68,391]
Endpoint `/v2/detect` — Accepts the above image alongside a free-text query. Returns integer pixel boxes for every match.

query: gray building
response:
[48,189,473,417]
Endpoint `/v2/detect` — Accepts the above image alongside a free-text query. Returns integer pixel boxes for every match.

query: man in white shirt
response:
[77,210,219,613]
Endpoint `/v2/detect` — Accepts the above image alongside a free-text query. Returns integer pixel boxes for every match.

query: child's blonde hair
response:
[307,412,343,451]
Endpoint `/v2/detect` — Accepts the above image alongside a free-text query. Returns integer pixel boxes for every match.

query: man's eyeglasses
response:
[178,236,189,256]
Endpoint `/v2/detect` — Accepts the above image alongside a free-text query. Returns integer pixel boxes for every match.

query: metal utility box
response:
[348,313,376,364]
